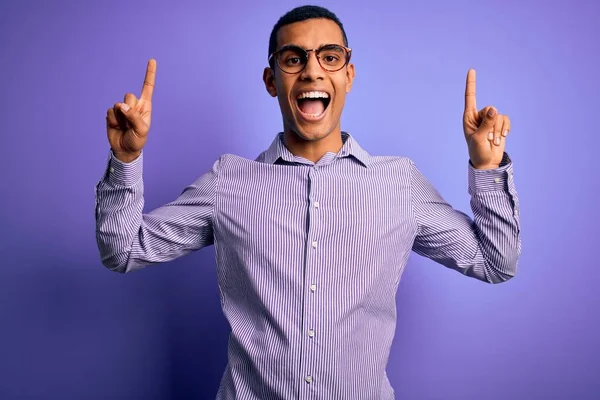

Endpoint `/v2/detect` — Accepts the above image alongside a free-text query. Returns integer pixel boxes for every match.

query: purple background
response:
[1,0,598,398]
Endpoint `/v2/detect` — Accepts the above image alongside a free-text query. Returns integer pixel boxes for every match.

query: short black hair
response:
[268,5,348,67]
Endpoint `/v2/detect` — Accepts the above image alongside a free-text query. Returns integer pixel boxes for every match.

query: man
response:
[96,5,521,399]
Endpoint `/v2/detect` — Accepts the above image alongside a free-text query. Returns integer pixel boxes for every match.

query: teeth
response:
[304,111,323,117]
[297,91,329,99]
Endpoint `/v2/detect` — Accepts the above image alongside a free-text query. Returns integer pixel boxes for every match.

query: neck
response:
[282,129,344,163]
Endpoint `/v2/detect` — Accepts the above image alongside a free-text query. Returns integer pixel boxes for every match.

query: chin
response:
[291,122,336,142]
[290,112,339,142]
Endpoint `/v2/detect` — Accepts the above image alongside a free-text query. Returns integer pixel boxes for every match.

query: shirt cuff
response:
[103,150,143,187]
[468,152,514,194]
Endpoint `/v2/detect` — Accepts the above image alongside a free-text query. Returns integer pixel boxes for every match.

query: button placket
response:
[301,167,322,391]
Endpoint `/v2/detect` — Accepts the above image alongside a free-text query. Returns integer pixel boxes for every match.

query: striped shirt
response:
[95,132,521,399]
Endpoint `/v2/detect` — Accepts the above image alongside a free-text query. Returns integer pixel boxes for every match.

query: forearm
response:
[94,151,146,273]
[467,160,521,282]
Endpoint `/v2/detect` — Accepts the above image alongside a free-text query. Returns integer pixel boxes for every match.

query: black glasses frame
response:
[268,44,352,74]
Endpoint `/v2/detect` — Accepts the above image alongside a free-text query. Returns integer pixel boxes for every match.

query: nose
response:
[300,50,325,81]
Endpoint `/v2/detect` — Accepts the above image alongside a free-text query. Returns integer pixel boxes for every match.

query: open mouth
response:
[296,91,331,120]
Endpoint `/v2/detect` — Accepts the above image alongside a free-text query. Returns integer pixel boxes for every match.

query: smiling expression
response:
[263,18,355,143]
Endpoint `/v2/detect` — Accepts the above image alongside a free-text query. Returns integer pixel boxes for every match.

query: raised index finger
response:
[464,68,476,111]
[140,59,156,101]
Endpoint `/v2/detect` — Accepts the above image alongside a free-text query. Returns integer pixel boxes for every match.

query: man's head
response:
[263,5,355,143]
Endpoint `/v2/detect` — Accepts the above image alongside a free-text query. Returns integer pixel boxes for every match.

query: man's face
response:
[263,18,355,142]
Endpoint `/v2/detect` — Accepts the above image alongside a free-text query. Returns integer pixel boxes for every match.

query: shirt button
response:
[308,329,315,338]
[109,167,114,173]
[312,241,318,249]
[310,284,316,292]
[305,375,313,384]
[314,201,319,208]
[494,177,501,184]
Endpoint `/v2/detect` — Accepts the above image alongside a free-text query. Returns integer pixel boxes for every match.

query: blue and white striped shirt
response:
[95,132,521,399]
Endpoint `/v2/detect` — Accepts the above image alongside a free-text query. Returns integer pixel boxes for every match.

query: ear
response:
[345,62,355,94]
[263,67,277,97]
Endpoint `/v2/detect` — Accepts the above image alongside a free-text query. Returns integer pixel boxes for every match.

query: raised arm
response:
[95,59,219,273]
[410,69,521,283]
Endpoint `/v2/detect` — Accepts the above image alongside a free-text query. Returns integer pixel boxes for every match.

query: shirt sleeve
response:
[409,153,521,283]
[94,150,220,273]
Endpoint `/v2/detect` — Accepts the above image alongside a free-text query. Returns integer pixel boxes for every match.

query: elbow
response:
[105,263,128,274]
[101,258,128,274]
[487,271,516,284]
[99,251,134,274]
[485,254,520,284]
[462,249,520,284]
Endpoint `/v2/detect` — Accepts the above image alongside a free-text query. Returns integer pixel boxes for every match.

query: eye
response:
[285,57,302,65]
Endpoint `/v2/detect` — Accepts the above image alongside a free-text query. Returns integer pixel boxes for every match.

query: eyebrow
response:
[277,43,344,51]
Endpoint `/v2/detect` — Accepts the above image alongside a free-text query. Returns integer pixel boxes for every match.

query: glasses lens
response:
[277,46,307,73]
[274,45,349,73]
[317,45,347,71]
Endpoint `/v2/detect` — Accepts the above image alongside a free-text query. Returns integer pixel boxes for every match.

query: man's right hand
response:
[106,59,156,163]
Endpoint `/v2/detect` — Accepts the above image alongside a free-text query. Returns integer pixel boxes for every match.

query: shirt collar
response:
[261,132,371,168]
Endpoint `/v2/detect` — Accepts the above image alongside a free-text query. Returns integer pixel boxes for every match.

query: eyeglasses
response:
[268,44,352,74]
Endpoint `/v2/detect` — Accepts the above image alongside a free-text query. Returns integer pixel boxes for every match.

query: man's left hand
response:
[462,69,511,169]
